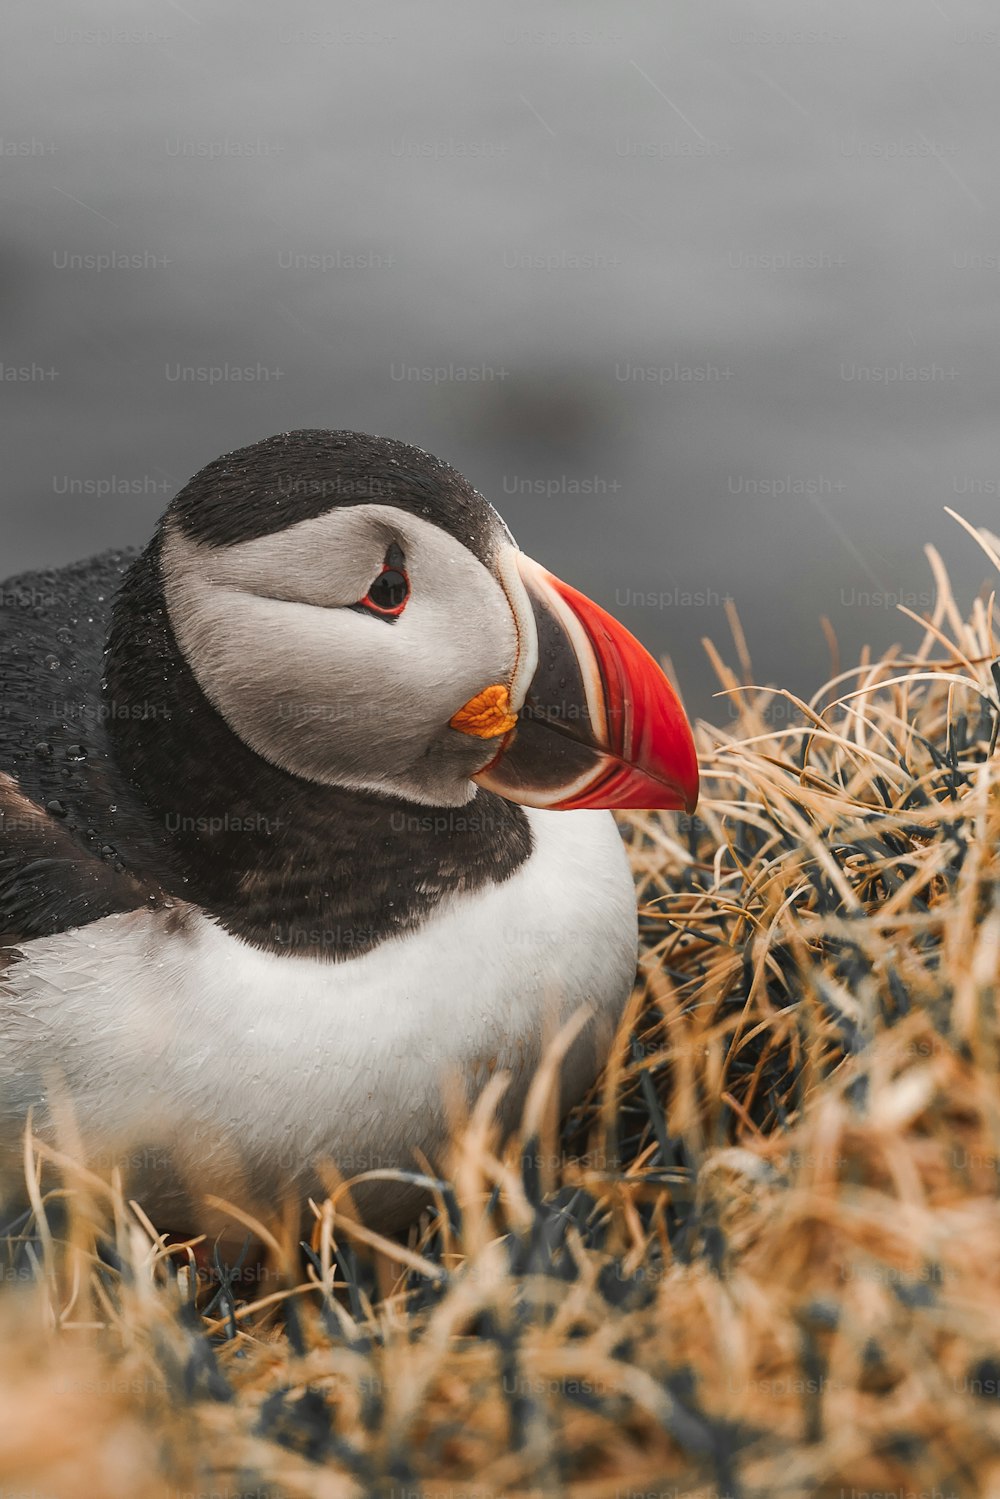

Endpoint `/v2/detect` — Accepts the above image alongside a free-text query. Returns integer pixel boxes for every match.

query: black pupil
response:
[368,568,408,611]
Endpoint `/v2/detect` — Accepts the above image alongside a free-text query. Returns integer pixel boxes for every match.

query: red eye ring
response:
[360,562,409,617]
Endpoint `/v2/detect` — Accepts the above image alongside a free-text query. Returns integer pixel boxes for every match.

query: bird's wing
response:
[0,550,174,945]
[0,771,163,945]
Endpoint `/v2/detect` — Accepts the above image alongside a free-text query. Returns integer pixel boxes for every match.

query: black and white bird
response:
[0,430,698,1234]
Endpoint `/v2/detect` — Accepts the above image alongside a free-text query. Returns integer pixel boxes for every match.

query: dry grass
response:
[6,531,1000,1498]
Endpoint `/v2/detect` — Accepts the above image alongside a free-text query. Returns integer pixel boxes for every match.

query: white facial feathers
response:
[161,505,530,806]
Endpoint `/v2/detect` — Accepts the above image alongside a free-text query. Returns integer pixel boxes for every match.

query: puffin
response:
[0,430,698,1237]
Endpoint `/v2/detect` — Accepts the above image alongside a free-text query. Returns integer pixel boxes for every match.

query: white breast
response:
[0,808,637,1229]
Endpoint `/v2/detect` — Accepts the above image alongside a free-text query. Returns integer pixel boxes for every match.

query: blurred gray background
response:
[3,0,999,722]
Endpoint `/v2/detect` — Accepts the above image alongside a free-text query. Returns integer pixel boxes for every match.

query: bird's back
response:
[0,551,169,942]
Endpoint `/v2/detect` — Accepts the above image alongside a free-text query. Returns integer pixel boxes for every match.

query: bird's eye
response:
[360,549,409,617]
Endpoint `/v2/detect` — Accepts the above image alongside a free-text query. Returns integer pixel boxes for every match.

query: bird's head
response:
[158,429,699,813]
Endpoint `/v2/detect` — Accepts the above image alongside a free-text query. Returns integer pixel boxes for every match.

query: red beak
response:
[473,553,699,814]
